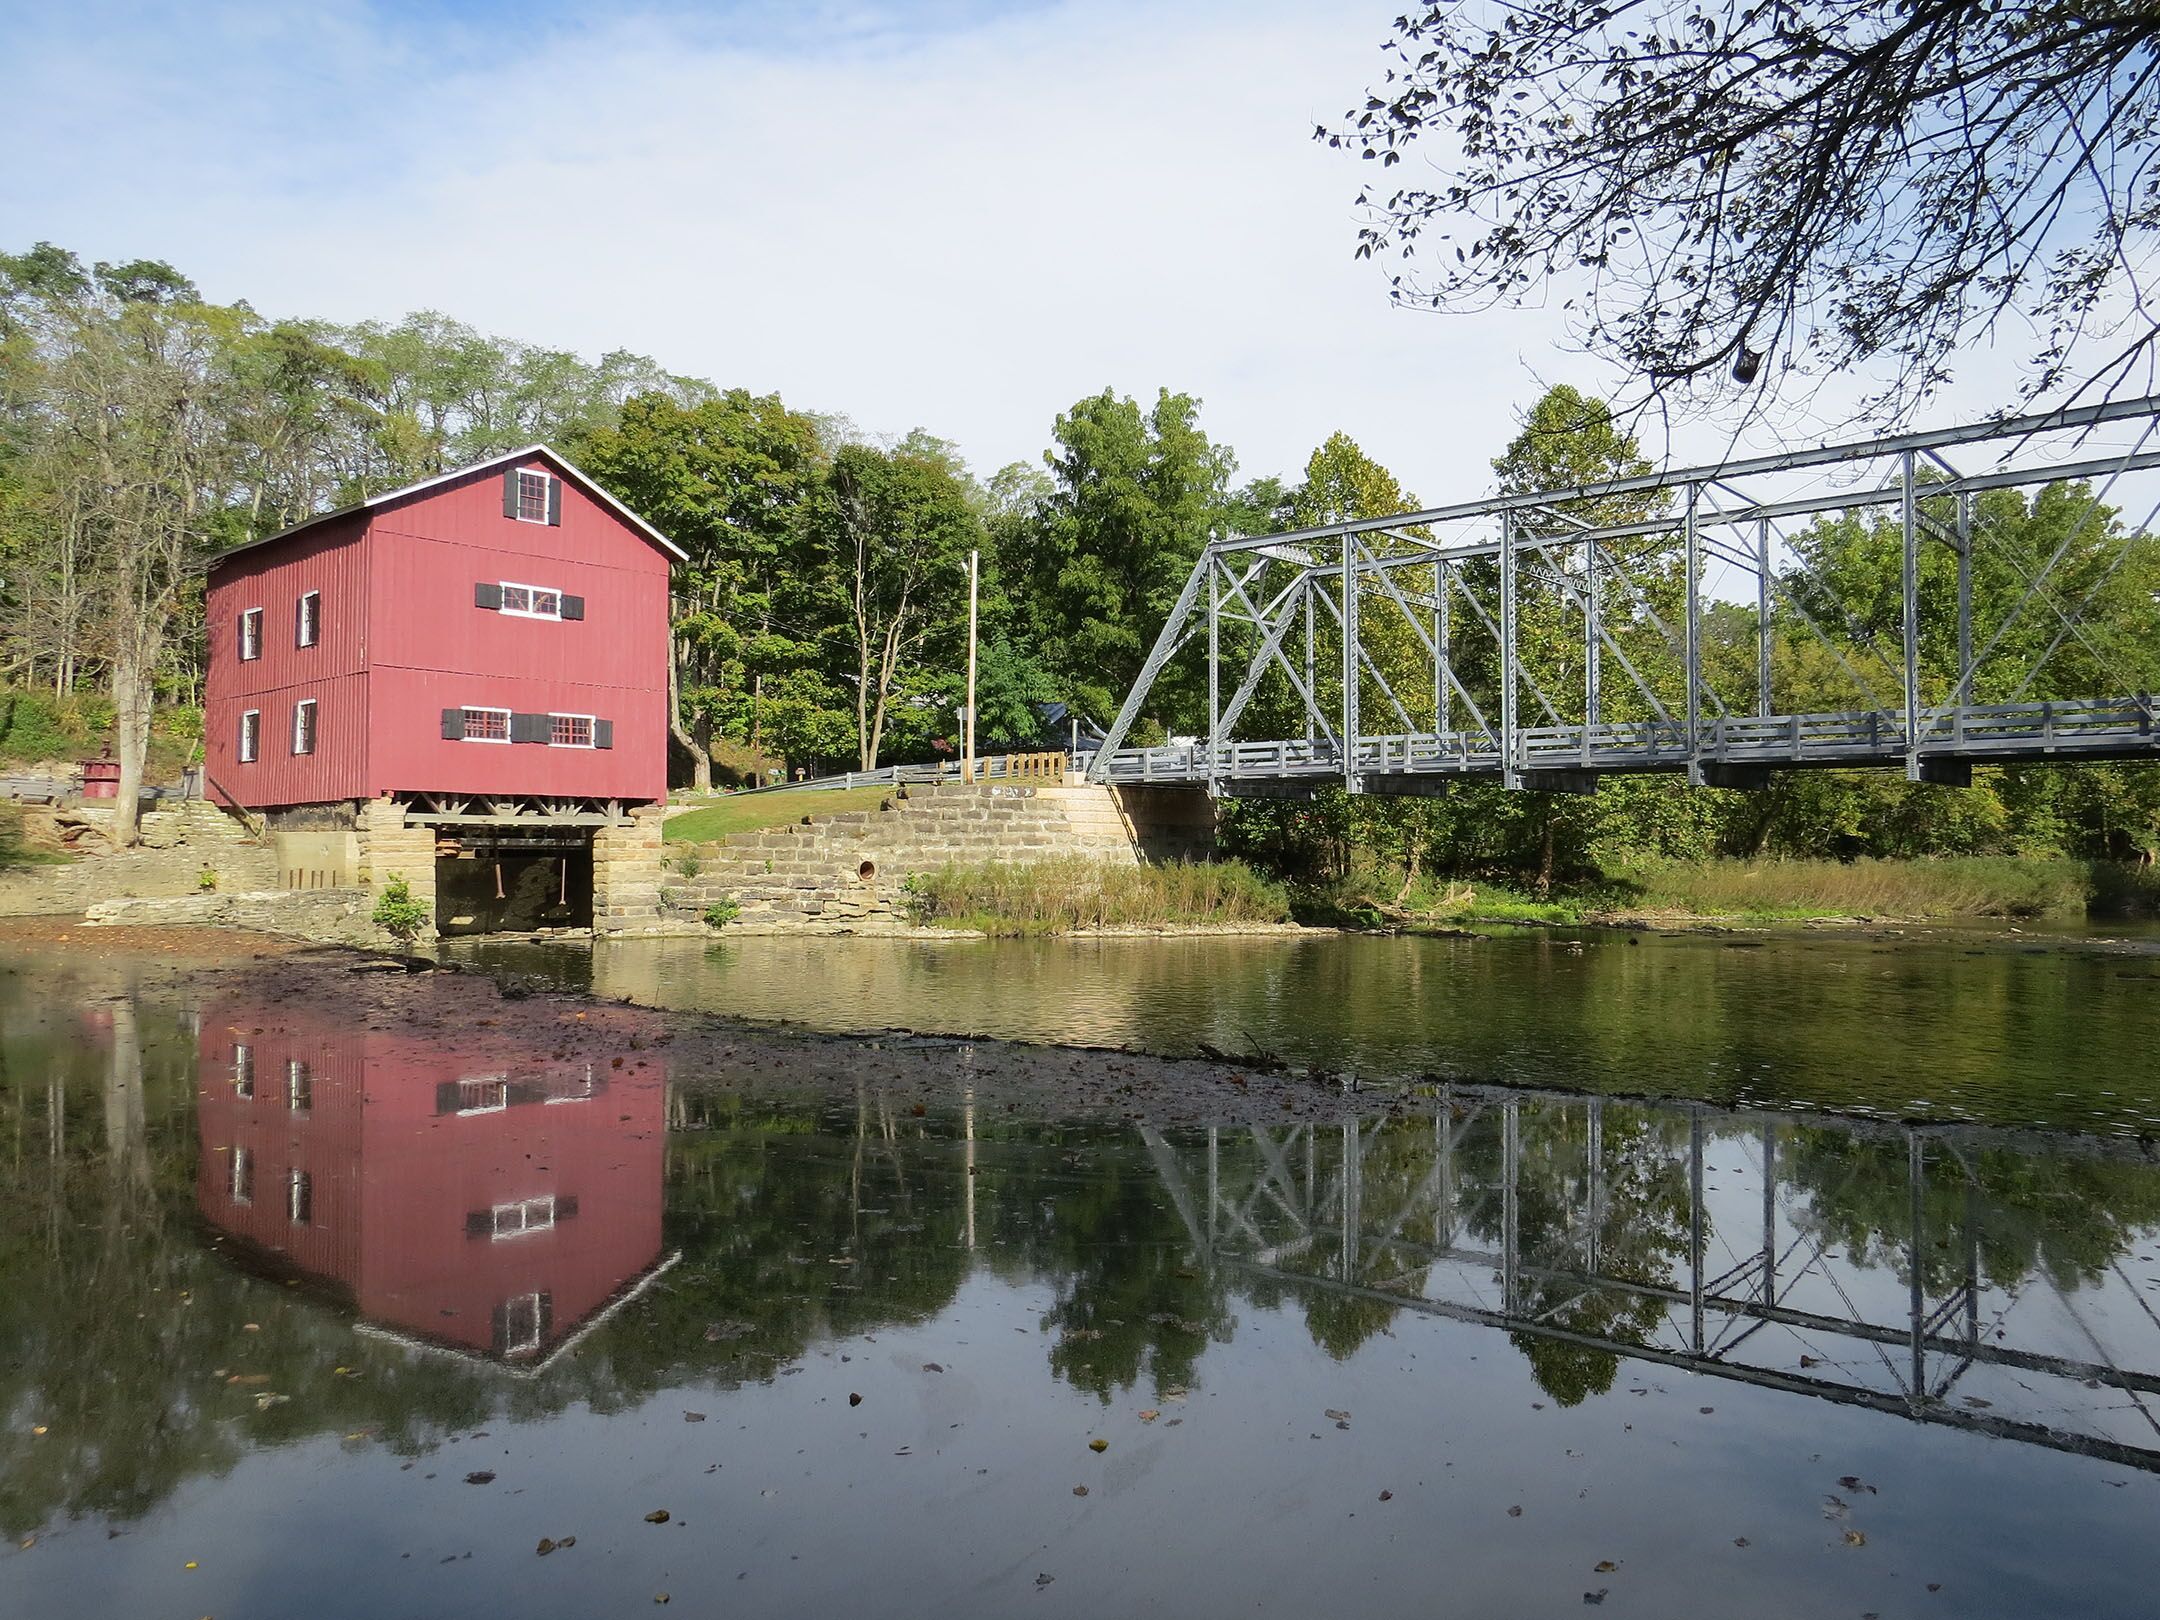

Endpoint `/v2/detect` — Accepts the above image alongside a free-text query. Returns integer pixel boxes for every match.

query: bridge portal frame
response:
[1087,395,2160,793]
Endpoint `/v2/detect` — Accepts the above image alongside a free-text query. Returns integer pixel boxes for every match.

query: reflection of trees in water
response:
[1780,1130,2160,1296]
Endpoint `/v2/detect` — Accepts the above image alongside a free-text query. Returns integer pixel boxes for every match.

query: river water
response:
[4,936,2160,1617]
[458,925,2160,1134]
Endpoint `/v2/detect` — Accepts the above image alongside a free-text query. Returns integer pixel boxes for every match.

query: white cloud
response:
[2,0,2075,508]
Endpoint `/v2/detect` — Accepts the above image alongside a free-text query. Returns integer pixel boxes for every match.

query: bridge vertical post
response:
[1907,1132,1926,1398]
[1684,488,1703,785]
[1955,491,1974,704]
[1688,1107,1706,1353]
[1585,537,1601,730]
[1500,512,1520,788]
[1501,1097,1519,1313]
[1206,557,1221,796]
[1342,532,1361,791]
[1756,518,1773,719]
[1587,1097,1604,1275]
[1902,450,1923,779]
[1303,585,1316,746]
[1436,565,1452,739]
[1760,1120,1777,1312]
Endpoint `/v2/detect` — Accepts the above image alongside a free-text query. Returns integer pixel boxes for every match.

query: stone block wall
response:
[593,807,667,933]
[661,782,1217,932]
[354,797,436,929]
[0,800,277,916]
[84,887,388,947]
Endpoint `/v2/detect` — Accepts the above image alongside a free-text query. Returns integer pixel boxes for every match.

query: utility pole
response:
[964,548,979,783]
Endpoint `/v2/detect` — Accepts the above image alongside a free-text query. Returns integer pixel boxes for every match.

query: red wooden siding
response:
[196,1001,665,1361]
[203,452,672,809]
[205,515,371,808]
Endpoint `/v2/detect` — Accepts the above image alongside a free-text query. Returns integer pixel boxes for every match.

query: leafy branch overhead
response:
[1320,2,2160,418]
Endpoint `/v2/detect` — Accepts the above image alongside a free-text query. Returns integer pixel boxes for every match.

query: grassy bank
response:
[903,856,1293,935]
[663,786,892,844]
[1325,855,2160,928]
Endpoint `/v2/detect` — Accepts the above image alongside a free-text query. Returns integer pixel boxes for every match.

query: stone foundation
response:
[593,807,666,933]
[83,887,389,947]
[354,797,437,933]
[662,782,1218,932]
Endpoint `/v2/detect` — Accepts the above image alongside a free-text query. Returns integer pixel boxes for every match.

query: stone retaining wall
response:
[0,801,278,916]
[83,887,389,947]
[662,782,1216,932]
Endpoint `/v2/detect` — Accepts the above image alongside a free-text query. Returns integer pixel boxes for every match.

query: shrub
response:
[703,899,740,928]
[197,868,219,892]
[370,875,431,945]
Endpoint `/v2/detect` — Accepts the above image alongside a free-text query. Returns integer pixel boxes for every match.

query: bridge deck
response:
[1081,694,2158,791]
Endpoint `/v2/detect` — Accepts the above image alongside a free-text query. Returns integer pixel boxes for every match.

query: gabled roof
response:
[207,444,689,568]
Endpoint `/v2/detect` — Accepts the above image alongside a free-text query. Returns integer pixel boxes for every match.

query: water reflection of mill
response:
[1146,1093,2160,1471]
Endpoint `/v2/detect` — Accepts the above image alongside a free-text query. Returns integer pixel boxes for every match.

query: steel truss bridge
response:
[1087,396,2160,795]
[1144,1091,2160,1471]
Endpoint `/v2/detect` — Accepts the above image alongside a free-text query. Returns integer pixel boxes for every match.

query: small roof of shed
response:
[206,445,689,568]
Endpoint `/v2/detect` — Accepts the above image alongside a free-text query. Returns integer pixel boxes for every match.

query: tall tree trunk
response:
[666,631,710,792]
[110,646,151,848]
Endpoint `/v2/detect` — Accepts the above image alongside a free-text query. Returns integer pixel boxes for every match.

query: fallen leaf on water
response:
[1823,1494,1850,1518]
[1583,1591,1608,1606]
[922,1363,945,1373]
[30,1426,47,1436]
[1323,1409,1351,1423]
[849,1393,863,1407]
[1838,1475,1877,1494]
[683,1412,707,1423]
[1377,1490,1393,1501]
[254,1393,288,1411]
[1088,1438,1108,1453]
[1035,1574,1055,1588]
[1733,1537,1751,1548]
[645,1510,671,1524]
[1844,1530,1868,1547]
[1594,1561,1617,1573]
[535,1539,557,1556]
[1799,1355,1821,1368]
[185,1561,198,1570]
[242,1323,260,1333]
[464,1472,495,1485]
[18,1536,34,1551]
[653,1594,669,1605]
[1137,1410,1159,1423]
[1698,1406,1715,1415]
[227,1374,270,1387]
[1072,1485,1089,1497]
[1507,1506,1523,1518]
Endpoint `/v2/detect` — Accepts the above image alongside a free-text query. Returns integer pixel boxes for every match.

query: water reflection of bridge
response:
[1144,1091,2160,1470]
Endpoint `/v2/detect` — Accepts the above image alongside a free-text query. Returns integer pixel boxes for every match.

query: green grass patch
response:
[664,786,894,844]
[903,856,1293,935]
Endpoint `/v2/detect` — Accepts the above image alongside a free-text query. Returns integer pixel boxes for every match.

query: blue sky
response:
[0,1,2032,496]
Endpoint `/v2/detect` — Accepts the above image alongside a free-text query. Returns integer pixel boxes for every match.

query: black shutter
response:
[537,1292,554,1342]
[435,1081,462,1114]
[555,1195,579,1221]
[559,594,585,621]
[503,469,520,518]
[441,707,466,740]
[510,712,549,744]
[465,1210,491,1239]
[474,582,503,610]
[593,718,613,750]
[545,477,562,526]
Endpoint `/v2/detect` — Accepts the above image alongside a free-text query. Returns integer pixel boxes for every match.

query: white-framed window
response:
[460,706,511,744]
[456,1076,508,1115]
[548,713,594,748]
[238,709,261,764]
[231,1145,254,1204]
[233,1041,254,1094]
[288,1168,313,1225]
[287,1058,312,1114]
[544,1065,596,1105]
[502,1292,544,1355]
[296,591,320,648]
[499,582,563,619]
[490,1195,557,1240]
[239,607,263,661]
[292,698,317,756]
[513,469,551,525]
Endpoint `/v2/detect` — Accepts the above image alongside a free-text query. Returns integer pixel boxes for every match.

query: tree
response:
[580,390,828,788]
[1022,388,1236,729]
[810,438,981,769]
[1322,3,2160,419]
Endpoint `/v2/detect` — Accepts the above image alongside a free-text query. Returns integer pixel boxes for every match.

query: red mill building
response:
[203,448,679,935]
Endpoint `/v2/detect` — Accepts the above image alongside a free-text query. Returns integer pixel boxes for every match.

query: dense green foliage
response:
[368,876,430,945]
